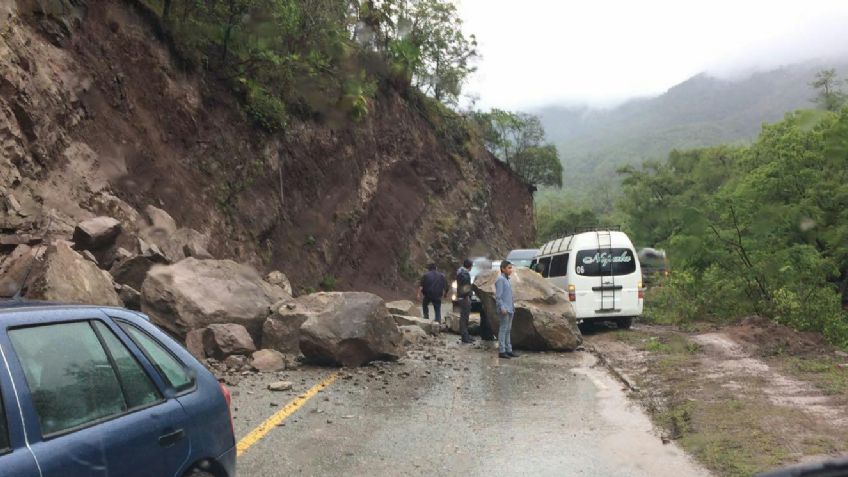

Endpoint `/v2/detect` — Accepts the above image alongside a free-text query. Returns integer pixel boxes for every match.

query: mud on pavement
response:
[228,333,710,477]
[585,320,848,477]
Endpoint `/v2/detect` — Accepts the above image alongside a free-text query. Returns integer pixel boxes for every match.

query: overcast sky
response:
[457,0,848,110]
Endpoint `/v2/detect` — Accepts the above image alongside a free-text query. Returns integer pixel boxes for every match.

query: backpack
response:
[456,268,472,298]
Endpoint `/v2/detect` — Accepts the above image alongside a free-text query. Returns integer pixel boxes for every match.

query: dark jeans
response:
[458,295,471,340]
[422,297,442,322]
[479,306,495,339]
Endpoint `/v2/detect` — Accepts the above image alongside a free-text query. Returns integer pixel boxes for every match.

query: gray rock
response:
[444,312,481,335]
[298,292,404,367]
[144,205,178,235]
[137,238,167,262]
[250,349,287,372]
[110,255,156,290]
[262,301,304,355]
[392,314,440,336]
[268,381,293,392]
[266,271,293,296]
[202,323,257,359]
[224,355,250,371]
[386,300,420,317]
[141,258,289,339]
[185,328,206,360]
[81,250,99,265]
[473,268,582,351]
[399,325,428,347]
[119,284,141,310]
[183,241,213,259]
[72,216,122,250]
[26,241,121,306]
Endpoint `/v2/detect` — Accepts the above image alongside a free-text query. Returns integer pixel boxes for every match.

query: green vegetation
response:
[619,107,848,348]
[398,251,418,281]
[319,275,336,291]
[470,109,563,188]
[533,192,599,243]
[811,69,846,112]
[140,0,478,129]
[787,356,848,396]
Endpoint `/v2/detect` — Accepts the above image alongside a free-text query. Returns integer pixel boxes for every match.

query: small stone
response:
[268,381,294,392]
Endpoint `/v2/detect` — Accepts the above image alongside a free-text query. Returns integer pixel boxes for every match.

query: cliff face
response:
[0,0,534,299]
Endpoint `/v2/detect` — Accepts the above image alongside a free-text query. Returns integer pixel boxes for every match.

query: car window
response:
[549,254,569,277]
[92,322,161,410]
[0,385,9,453]
[9,322,126,436]
[120,323,195,393]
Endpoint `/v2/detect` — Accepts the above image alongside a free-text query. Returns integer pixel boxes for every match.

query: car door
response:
[0,342,40,477]
[6,317,191,477]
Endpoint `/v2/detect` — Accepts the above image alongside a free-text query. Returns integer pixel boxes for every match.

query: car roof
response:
[0,299,70,310]
[506,249,539,259]
[0,300,149,321]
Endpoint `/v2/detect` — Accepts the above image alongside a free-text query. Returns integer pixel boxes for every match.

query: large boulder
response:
[262,301,304,355]
[473,268,582,351]
[386,300,420,317]
[202,324,256,359]
[0,244,43,298]
[72,216,122,250]
[141,258,290,339]
[26,241,122,306]
[298,292,404,367]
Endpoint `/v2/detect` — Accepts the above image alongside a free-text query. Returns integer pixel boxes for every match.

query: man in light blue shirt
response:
[495,260,518,359]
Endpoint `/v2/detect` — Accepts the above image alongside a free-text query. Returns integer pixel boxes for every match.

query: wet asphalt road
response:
[230,336,710,477]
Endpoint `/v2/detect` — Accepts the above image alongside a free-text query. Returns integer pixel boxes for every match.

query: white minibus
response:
[532,229,643,328]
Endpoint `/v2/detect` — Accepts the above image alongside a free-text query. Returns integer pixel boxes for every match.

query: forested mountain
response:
[536,59,848,200]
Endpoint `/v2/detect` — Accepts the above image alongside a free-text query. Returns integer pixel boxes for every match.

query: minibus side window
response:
[538,257,552,277]
[548,254,569,278]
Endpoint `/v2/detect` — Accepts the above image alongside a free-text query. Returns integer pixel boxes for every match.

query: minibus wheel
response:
[616,317,633,329]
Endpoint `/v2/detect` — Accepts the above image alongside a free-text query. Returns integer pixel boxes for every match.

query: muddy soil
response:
[585,321,848,477]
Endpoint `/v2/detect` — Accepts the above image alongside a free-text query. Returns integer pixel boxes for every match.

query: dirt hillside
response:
[0,0,534,298]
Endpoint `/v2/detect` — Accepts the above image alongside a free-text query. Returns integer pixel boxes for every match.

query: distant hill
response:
[536,59,848,201]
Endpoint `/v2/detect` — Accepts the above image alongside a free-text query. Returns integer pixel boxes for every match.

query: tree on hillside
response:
[355,0,478,104]
[811,69,846,112]
[471,109,562,188]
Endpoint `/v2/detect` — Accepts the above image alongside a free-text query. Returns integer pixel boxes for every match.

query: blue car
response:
[0,301,236,477]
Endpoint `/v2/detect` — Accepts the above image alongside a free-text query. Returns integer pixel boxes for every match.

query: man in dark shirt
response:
[455,259,474,343]
[418,263,448,323]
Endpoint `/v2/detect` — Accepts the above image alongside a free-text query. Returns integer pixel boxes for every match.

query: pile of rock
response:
[473,268,582,351]
[1,202,411,369]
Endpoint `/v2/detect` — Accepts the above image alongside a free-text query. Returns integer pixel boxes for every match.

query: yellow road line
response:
[236,371,339,457]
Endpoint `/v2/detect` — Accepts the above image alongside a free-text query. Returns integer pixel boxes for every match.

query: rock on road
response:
[231,337,710,477]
